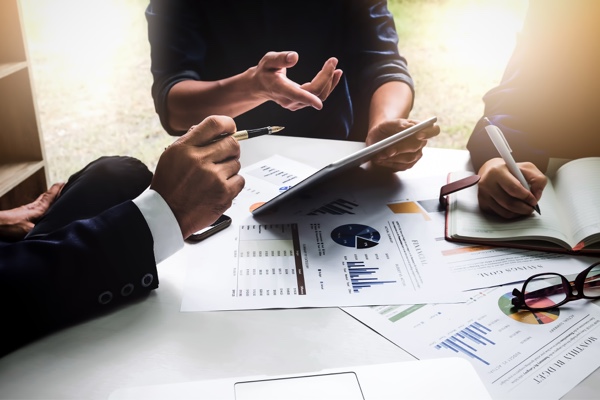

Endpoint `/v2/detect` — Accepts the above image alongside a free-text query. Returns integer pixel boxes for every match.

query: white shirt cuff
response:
[132,189,184,264]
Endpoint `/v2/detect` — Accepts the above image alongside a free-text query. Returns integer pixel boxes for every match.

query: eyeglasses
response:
[511,262,600,311]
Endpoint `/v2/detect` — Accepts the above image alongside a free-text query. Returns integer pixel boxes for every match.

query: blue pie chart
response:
[331,224,380,249]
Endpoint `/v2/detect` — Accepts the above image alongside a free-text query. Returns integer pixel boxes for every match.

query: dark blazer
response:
[0,201,158,356]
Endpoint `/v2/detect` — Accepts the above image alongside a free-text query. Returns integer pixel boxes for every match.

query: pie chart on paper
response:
[331,224,380,249]
[498,292,560,325]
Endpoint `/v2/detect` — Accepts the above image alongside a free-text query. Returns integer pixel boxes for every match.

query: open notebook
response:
[109,358,490,400]
[444,157,600,255]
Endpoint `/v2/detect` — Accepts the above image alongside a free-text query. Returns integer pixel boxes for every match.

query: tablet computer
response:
[251,116,437,216]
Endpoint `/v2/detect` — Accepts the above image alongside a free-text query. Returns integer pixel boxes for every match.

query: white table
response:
[0,136,596,399]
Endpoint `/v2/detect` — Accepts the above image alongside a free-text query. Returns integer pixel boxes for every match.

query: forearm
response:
[166,67,267,132]
[368,81,413,131]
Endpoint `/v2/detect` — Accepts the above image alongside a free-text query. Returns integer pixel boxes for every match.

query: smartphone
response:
[186,214,232,243]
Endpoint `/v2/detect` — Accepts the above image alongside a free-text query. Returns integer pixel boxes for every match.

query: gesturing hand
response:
[151,116,245,239]
[252,51,343,111]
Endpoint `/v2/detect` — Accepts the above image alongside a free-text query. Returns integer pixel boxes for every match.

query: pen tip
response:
[271,126,285,134]
[483,117,492,125]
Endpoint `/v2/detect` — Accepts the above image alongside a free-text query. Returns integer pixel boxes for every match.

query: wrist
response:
[368,82,412,130]
[243,66,270,104]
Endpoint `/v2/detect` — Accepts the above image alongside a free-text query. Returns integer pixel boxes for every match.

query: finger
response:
[227,173,246,198]
[194,135,241,166]
[275,83,323,110]
[416,124,441,140]
[479,194,521,219]
[376,137,427,161]
[372,149,423,172]
[486,179,538,217]
[177,115,237,147]
[330,69,343,93]
[305,58,338,98]
[32,182,65,210]
[497,175,539,209]
[481,191,531,219]
[261,51,299,70]
[529,181,546,202]
[520,163,547,201]
[44,182,64,200]
[215,157,242,180]
[478,185,514,218]
[315,67,342,101]
[366,120,416,146]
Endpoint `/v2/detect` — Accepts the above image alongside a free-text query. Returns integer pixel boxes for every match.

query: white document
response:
[180,156,466,311]
[343,288,600,400]
[180,210,465,311]
[424,209,589,289]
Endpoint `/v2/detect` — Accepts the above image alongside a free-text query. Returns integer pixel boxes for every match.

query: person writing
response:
[0,116,244,356]
[466,0,600,219]
[145,0,440,172]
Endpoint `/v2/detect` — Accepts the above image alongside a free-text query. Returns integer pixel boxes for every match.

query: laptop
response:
[109,357,491,400]
[251,116,437,216]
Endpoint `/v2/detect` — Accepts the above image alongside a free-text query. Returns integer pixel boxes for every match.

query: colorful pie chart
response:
[498,292,559,324]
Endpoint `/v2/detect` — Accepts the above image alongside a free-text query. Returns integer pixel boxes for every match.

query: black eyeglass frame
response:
[511,261,600,311]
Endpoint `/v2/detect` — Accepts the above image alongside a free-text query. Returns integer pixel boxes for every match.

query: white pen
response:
[484,117,541,215]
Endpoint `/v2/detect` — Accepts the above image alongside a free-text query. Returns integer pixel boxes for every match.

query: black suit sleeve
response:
[0,201,158,356]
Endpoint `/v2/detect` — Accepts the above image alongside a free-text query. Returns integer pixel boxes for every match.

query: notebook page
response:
[552,157,600,246]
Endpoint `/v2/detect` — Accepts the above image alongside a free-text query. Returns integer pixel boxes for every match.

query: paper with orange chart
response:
[342,286,600,400]
[178,155,590,312]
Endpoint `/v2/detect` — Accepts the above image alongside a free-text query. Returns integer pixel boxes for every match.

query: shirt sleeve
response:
[345,0,415,104]
[132,189,184,264]
[146,0,202,136]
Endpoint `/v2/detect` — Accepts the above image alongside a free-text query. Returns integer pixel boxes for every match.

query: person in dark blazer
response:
[0,115,244,357]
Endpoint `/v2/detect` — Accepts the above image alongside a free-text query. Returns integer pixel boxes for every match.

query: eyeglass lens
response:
[523,264,600,309]
[584,264,600,297]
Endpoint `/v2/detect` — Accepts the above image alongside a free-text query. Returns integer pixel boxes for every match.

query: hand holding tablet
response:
[251,116,438,216]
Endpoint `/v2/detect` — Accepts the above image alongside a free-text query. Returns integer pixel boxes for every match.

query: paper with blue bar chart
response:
[343,287,600,399]
[179,155,467,311]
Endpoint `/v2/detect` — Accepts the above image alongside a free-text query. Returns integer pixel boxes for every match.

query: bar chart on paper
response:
[233,223,306,297]
[346,261,397,293]
[435,321,495,365]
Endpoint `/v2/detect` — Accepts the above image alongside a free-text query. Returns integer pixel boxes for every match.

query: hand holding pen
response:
[476,118,547,219]
[153,115,246,239]
[210,125,285,143]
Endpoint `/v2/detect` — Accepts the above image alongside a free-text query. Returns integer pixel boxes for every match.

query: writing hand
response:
[477,158,547,219]
[366,118,440,172]
[151,115,245,239]
[0,182,65,240]
[252,51,342,111]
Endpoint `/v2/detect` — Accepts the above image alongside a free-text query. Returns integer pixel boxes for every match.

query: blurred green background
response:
[20,0,528,183]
